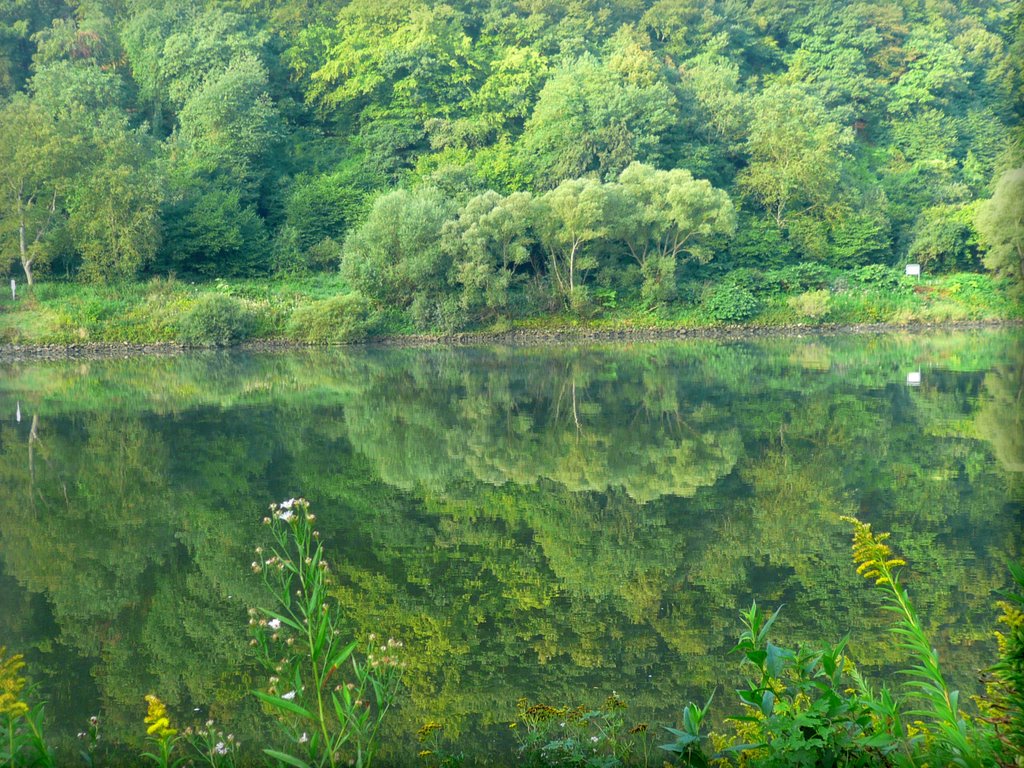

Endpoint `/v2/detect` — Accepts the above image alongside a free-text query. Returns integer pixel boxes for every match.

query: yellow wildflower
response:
[416,721,442,740]
[0,647,29,718]
[143,694,177,738]
[842,516,906,586]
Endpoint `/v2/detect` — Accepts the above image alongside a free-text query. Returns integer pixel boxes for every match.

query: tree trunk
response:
[18,215,33,287]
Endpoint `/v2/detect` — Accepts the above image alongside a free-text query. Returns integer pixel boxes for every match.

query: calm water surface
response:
[0,330,1021,764]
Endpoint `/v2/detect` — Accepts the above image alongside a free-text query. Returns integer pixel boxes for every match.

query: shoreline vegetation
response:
[2,0,1022,361]
[0,268,1020,356]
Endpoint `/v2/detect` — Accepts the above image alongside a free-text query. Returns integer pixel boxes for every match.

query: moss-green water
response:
[0,329,1020,764]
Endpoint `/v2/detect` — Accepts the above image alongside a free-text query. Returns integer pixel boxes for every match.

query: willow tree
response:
[609,162,735,304]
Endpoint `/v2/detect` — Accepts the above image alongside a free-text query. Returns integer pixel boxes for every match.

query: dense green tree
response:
[738,82,853,229]
[609,162,735,303]
[519,35,677,187]
[283,165,380,254]
[0,94,71,285]
[0,0,66,96]
[341,186,455,326]
[906,202,982,273]
[441,190,535,321]
[0,0,1018,292]
[68,120,163,282]
[533,177,610,306]
[160,184,270,277]
[173,53,282,201]
[976,167,1024,285]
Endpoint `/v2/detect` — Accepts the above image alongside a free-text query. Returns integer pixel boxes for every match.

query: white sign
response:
[907,371,921,386]
[9,279,14,300]
[905,264,921,277]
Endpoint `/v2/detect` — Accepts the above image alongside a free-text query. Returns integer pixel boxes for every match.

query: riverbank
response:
[0,268,1020,357]
[1,318,1019,361]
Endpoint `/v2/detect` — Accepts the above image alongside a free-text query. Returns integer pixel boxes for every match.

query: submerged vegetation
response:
[1,509,1022,766]
[0,0,1022,341]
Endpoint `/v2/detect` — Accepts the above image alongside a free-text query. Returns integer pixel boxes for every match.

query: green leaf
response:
[263,748,314,768]
[253,690,314,720]
[330,640,358,670]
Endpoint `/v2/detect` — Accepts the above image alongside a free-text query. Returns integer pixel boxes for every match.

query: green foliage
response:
[442,190,534,323]
[519,39,677,188]
[0,0,1014,314]
[251,499,405,768]
[177,294,257,347]
[853,264,902,290]
[340,187,453,327]
[69,121,163,282]
[284,167,380,253]
[611,162,735,305]
[161,186,270,277]
[987,562,1024,761]
[702,283,759,324]
[511,694,652,768]
[786,289,831,320]
[976,167,1024,286]
[534,178,610,306]
[907,203,983,274]
[0,93,72,285]
[738,83,853,228]
[285,293,377,344]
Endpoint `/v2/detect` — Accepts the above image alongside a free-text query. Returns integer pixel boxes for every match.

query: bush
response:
[702,283,760,323]
[285,293,377,343]
[853,264,902,289]
[769,262,835,292]
[177,294,257,346]
[787,289,831,320]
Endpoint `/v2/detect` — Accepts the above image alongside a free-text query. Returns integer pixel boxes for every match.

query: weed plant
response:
[250,499,405,768]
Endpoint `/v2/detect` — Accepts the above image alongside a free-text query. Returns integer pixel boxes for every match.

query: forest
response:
[0,0,1022,336]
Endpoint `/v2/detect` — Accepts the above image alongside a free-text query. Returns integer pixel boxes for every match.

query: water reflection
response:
[0,330,1020,763]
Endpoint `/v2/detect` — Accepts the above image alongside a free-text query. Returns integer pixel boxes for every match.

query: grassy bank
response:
[0,268,1020,347]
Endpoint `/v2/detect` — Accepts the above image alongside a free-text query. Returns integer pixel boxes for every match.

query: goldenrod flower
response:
[143,694,177,738]
[0,647,29,718]
[416,721,442,740]
[842,516,906,586]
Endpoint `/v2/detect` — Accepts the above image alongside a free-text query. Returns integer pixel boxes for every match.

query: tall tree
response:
[738,82,853,228]
[534,177,609,303]
[68,119,163,282]
[0,94,70,286]
[609,163,735,304]
[442,189,535,321]
[976,167,1024,285]
[519,32,677,188]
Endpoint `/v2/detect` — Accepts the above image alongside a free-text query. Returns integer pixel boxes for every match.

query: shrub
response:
[285,293,377,343]
[177,294,257,346]
[787,289,831,320]
[770,262,835,292]
[853,264,902,289]
[702,284,760,323]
